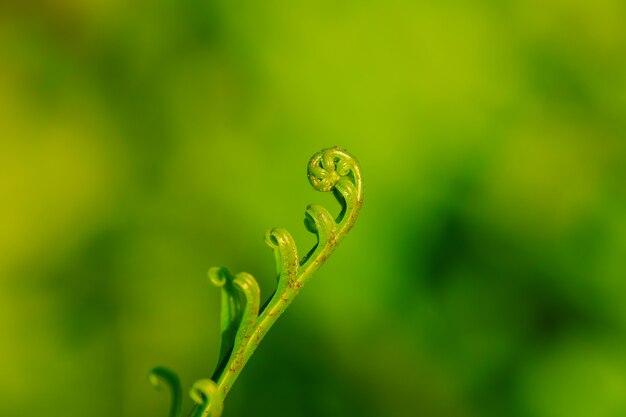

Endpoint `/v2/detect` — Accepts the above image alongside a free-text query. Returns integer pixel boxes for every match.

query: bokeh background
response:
[2,1,626,416]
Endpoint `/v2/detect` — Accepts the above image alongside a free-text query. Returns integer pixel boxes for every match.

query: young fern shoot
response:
[149,147,363,417]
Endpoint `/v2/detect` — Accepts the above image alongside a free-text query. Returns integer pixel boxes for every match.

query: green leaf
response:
[190,379,223,417]
[149,367,182,417]
[151,147,363,417]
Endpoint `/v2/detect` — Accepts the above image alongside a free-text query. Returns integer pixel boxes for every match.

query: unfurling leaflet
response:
[150,147,363,417]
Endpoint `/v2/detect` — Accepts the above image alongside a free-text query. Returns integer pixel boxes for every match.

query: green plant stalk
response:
[150,147,363,417]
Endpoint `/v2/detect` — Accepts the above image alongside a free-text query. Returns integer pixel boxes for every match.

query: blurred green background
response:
[1,0,626,416]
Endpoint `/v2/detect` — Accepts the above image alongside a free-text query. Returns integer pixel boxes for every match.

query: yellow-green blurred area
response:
[1,0,626,416]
